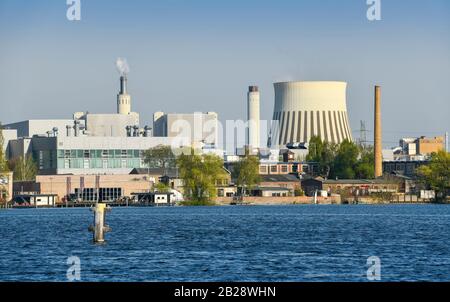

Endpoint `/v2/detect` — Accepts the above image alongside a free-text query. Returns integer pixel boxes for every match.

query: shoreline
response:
[2,202,448,210]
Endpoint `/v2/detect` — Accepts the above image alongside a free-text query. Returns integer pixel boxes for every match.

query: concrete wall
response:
[1,129,17,155]
[417,137,444,155]
[153,112,219,146]
[5,120,77,138]
[85,113,139,137]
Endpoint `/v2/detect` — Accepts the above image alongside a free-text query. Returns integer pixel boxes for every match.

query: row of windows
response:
[58,158,144,169]
[58,149,144,159]
[259,164,302,174]
[74,188,123,202]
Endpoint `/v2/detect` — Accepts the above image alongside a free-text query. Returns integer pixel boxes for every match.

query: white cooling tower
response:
[270,81,353,147]
[247,86,260,148]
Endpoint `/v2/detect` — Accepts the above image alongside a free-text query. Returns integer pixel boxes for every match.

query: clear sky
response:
[0,0,449,146]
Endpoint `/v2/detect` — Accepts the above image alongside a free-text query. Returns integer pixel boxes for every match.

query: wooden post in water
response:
[88,203,111,243]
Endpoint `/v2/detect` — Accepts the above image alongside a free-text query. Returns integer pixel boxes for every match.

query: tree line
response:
[306,136,375,179]
[143,145,260,205]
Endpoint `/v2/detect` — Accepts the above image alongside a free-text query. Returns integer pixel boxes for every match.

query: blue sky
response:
[0,0,449,146]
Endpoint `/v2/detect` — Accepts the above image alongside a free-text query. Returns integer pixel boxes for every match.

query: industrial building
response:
[269,81,353,147]
[2,68,220,176]
[153,111,219,147]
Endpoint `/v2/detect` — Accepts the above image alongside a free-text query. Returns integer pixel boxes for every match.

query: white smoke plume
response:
[116,57,130,76]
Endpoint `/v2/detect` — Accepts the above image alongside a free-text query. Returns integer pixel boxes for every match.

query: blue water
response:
[0,205,450,282]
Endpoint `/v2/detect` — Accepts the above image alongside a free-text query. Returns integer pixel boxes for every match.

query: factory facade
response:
[2,72,220,176]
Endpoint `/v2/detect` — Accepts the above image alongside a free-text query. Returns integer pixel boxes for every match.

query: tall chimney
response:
[120,76,127,94]
[247,86,260,149]
[374,86,383,178]
[117,75,131,115]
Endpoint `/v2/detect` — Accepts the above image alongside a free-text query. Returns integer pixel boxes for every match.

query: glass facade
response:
[74,188,123,201]
[57,149,147,170]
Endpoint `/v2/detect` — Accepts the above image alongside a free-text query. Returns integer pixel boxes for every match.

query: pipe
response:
[120,76,127,94]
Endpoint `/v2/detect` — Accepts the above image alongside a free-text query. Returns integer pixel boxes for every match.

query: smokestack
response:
[247,86,260,149]
[374,86,383,178]
[116,58,131,115]
[120,76,127,94]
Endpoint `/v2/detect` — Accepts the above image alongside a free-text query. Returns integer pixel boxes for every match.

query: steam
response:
[116,57,130,76]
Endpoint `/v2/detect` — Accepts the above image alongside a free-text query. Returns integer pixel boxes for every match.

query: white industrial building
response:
[153,111,219,147]
[2,71,222,175]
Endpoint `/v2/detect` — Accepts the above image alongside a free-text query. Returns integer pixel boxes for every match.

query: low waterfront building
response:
[259,174,300,192]
[131,192,175,206]
[13,173,158,203]
[301,177,403,197]
[250,186,291,197]
[12,194,57,207]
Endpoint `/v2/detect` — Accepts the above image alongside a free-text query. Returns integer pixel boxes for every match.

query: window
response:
[121,150,127,158]
[270,166,278,173]
[281,165,288,173]
[259,165,267,173]
[83,150,90,158]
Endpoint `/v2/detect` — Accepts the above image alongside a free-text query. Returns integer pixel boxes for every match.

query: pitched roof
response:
[129,168,178,178]
[260,174,300,183]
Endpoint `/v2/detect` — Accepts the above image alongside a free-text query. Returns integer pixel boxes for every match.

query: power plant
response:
[269,81,353,148]
[247,86,261,149]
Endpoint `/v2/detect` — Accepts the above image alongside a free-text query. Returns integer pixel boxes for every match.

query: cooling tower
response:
[270,81,353,147]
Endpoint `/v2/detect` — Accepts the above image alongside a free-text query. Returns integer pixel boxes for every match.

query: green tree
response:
[177,152,226,205]
[10,155,38,181]
[233,154,261,196]
[154,182,171,193]
[331,139,359,179]
[355,146,375,179]
[0,123,9,172]
[143,145,176,173]
[306,136,337,178]
[416,151,450,202]
[306,137,376,180]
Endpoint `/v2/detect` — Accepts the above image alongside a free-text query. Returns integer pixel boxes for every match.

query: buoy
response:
[88,203,111,243]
